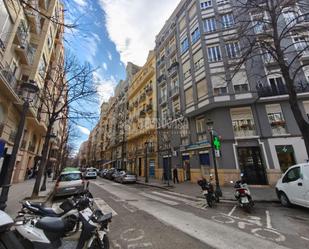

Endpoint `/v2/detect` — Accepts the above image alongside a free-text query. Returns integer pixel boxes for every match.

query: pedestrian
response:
[173,166,179,184]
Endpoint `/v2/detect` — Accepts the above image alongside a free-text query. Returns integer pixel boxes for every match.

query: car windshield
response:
[87,169,97,172]
[59,173,81,181]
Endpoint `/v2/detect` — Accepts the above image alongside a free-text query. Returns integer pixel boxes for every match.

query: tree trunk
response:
[31,124,53,198]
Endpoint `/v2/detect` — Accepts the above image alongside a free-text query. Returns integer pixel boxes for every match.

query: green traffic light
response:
[213,136,221,150]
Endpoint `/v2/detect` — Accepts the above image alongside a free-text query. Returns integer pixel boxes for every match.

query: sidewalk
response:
[5,178,55,217]
[136,177,278,203]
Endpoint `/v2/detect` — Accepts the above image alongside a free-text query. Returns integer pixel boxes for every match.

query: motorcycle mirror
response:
[230,181,234,184]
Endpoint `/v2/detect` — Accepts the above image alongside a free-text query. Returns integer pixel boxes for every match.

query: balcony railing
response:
[168,61,179,73]
[234,126,256,138]
[146,86,153,95]
[257,84,288,97]
[270,121,287,135]
[139,93,146,102]
[157,56,165,67]
[0,67,18,90]
[157,74,166,84]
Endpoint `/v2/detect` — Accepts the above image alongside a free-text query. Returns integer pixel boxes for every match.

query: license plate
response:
[203,190,208,195]
[241,197,249,203]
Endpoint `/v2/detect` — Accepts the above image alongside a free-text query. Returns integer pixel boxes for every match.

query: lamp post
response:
[40,133,56,191]
[144,141,149,183]
[0,81,39,210]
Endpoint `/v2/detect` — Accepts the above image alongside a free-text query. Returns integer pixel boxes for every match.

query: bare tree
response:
[231,0,309,157]
[31,53,97,197]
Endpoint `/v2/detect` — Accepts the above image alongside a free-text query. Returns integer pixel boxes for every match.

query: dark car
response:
[106,168,116,180]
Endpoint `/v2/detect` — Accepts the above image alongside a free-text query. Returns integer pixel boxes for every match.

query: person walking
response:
[173,166,179,184]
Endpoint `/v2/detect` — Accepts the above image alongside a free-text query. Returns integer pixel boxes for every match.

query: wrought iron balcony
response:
[157,74,166,85]
[257,84,288,97]
[146,86,153,95]
[0,67,17,90]
[168,61,179,74]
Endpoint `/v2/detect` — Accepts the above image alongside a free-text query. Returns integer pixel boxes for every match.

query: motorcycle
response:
[197,175,219,208]
[231,174,254,212]
[0,207,112,249]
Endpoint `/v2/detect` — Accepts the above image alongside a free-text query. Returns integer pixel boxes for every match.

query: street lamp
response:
[144,141,149,183]
[0,80,39,210]
[40,133,57,191]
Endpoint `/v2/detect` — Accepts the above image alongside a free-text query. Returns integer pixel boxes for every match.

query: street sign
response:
[215,149,221,158]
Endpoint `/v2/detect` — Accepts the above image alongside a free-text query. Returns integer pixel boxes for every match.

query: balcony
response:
[0,123,4,137]
[172,111,182,119]
[159,95,167,105]
[170,86,179,98]
[146,86,153,95]
[24,3,41,34]
[234,125,256,138]
[168,61,179,77]
[257,84,288,97]
[146,103,153,113]
[167,45,176,55]
[157,74,166,85]
[139,93,146,103]
[139,110,146,118]
[0,66,18,93]
[157,56,165,68]
[270,120,287,135]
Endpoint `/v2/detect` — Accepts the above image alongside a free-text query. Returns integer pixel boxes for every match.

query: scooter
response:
[197,175,219,207]
[231,174,254,212]
[13,207,112,249]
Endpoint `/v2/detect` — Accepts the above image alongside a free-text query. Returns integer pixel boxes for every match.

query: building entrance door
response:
[138,158,142,176]
[237,147,267,185]
[275,145,296,173]
[182,155,191,181]
[149,159,155,178]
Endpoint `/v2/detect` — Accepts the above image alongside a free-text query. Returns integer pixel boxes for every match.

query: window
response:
[213,86,227,96]
[162,108,168,125]
[282,167,300,183]
[230,107,256,137]
[59,173,82,182]
[181,38,189,54]
[283,11,297,27]
[221,13,234,29]
[196,117,207,141]
[189,4,197,19]
[39,53,47,76]
[197,79,208,99]
[293,35,309,52]
[234,84,249,93]
[266,104,287,135]
[268,77,286,95]
[203,17,217,33]
[191,27,200,44]
[185,87,194,106]
[193,49,204,71]
[182,60,191,78]
[200,0,212,10]
[207,45,222,62]
[225,41,240,59]
[217,0,229,5]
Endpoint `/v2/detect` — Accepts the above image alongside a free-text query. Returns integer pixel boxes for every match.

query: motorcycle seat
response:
[26,202,59,217]
[35,217,66,233]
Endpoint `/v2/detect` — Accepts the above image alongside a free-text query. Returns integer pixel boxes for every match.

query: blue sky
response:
[65,0,180,152]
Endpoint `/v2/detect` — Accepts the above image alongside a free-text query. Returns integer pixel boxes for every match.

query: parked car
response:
[114,171,137,184]
[276,163,309,208]
[98,169,106,178]
[106,168,116,180]
[84,168,97,179]
[54,170,85,197]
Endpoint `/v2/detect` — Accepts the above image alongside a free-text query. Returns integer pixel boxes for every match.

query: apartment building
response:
[0,0,66,183]
[155,0,309,184]
[127,51,157,178]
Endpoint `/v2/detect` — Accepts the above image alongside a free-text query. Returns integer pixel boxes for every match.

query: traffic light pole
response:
[210,130,222,197]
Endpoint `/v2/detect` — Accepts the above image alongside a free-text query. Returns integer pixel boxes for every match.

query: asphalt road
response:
[56,178,309,249]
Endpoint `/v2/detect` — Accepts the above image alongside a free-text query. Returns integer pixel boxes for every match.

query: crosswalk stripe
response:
[151,191,196,205]
[162,191,201,201]
[140,193,179,206]
[93,198,118,216]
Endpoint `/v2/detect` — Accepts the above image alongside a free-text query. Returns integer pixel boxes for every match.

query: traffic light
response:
[213,135,221,150]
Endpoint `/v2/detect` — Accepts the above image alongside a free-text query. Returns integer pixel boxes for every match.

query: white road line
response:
[152,191,196,204]
[140,193,179,206]
[163,191,199,201]
[228,205,237,217]
[301,236,309,241]
[93,197,118,216]
[128,242,153,249]
[265,210,272,229]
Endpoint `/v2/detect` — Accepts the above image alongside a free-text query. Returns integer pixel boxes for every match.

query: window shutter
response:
[230,107,254,120]
[193,49,203,63]
[182,60,191,72]
[211,74,227,88]
[232,71,248,85]
[265,104,282,114]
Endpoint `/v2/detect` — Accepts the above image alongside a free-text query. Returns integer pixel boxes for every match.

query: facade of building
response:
[0,0,66,183]
[155,0,309,184]
[127,51,158,178]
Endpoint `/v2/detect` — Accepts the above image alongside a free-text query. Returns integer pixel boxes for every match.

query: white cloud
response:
[107,51,112,61]
[77,125,90,135]
[73,0,87,7]
[81,32,101,65]
[99,0,180,65]
[102,62,108,70]
[93,71,117,105]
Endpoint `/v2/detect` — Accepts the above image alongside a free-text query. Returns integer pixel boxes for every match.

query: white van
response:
[275,163,309,208]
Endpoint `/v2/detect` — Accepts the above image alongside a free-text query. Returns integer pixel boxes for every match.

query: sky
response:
[66,0,180,153]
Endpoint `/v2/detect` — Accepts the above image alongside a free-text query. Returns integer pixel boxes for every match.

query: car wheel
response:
[280,192,291,207]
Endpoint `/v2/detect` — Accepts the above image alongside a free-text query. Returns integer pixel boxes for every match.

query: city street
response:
[55,178,309,249]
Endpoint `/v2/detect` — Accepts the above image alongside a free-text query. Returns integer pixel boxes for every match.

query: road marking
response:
[163,191,199,201]
[228,205,237,216]
[122,203,138,213]
[128,242,153,249]
[93,197,118,216]
[120,228,145,242]
[140,193,179,206]
[151,191,196,205]
[251,228,285,242]
[112,182,121,186]
[301,236,309,241]
[265,210,272,229]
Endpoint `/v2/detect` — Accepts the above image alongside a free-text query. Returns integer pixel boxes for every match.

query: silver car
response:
[114,171,137,183]
[54,171,85,197]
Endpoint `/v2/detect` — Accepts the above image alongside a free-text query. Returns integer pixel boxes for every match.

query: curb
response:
[136,181,280,204]
[23,187,55,206]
